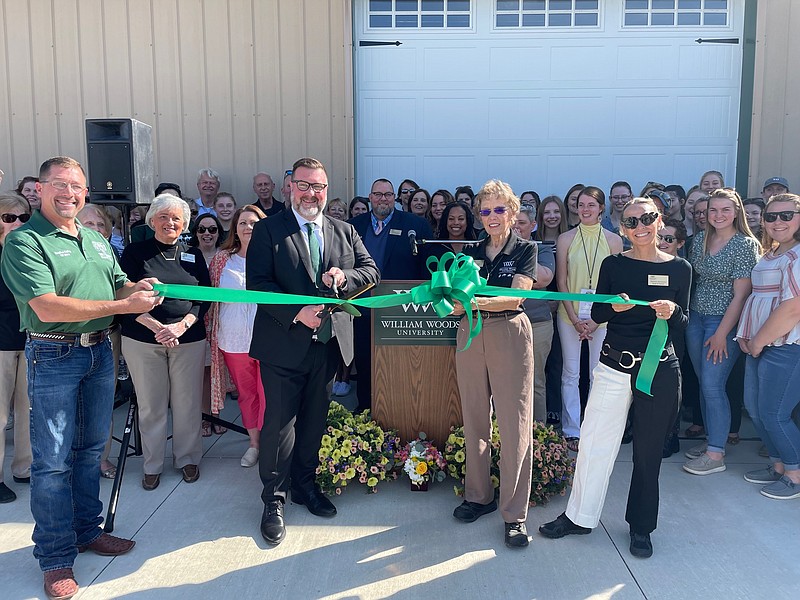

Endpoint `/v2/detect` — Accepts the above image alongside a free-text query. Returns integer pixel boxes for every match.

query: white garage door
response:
[353,0,744,198]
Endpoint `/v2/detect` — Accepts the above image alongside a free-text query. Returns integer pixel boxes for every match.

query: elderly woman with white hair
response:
[120,194,211,490]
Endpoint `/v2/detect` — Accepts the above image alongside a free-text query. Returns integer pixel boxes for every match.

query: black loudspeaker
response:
[85,119,154,204]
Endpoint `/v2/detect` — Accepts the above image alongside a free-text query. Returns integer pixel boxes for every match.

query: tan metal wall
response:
[0,0,355,202]
[1,1,796,202]
[749,0,800,196]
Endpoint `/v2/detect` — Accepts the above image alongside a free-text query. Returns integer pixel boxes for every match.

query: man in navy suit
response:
[349,178,434,411]
[247,157,379,546]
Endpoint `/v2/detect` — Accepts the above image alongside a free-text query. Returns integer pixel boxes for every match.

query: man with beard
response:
[348,178,433,411]
[247,157,379,546]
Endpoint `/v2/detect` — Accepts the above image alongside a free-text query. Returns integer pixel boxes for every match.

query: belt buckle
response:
[79,332,91,347]
[659,348,671,362]
[619,350,639,369]
[601,343,610,357]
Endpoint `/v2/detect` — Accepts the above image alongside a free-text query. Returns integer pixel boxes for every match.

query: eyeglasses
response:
[293,179,328,193]
[657,233,677,244]
[621,212,659,229]
[1,213,31,224]
[370,191,395,200]
[479,206,509,217]
[41,180,87,195]
[610,194,632,202]
[196,225,218,234]
[763,210,800,223]
[694,209,707,217]
[400,188,414,195]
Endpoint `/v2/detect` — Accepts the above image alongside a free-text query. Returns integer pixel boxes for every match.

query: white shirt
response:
[217,254,256,353]
[291,208,325,261]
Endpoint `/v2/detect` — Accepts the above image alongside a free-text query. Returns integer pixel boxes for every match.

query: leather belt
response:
[28,328,111,348]
[601,343,674,370]
[473,310,523,320]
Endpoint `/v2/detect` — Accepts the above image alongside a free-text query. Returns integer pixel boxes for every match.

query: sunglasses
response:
[479,206,509,217]
[400,188,414,194]
[763,210,800,223]
[621,212,659,229]
[1,213,31,224]
[657,233,677,244]
[196,225,218,234]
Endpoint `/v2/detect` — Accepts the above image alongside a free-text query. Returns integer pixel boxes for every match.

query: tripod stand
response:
[104,381,142,533]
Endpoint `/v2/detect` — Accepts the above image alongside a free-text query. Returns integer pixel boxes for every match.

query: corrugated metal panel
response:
[749,0,800,195]
[0,0,355,202]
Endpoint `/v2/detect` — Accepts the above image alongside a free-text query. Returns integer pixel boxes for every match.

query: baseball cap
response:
[647,190,672,211]
[763,176,789,191]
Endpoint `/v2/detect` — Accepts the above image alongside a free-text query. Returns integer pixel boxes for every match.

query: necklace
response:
[159,245,179,261]
[578,225,602,288]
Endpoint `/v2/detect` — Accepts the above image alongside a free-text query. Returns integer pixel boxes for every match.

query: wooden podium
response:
[369,281,462,446]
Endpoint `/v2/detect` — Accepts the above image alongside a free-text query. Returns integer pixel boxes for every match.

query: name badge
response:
[648,274,669,287]
[578,288,595,320]
[389,229,402,236]
[180,252,196,263]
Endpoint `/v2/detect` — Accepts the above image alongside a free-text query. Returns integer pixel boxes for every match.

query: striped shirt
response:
[737,243,800,346]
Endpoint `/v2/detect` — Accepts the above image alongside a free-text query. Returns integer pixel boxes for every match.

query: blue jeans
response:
[684,312,741,453]
[744,346,800,470]
[26,338,115,572]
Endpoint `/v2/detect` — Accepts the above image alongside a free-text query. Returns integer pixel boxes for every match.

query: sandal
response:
[566,437,580,453]
[201,420,212,438]
[212,423,227,435]
[727,434,740,445]
[100,462,117,479]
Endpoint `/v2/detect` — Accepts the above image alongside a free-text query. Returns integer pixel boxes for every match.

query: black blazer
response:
[349,210,434,280]
[246,209,380,368]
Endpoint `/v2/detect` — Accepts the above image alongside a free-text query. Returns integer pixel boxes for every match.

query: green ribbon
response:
[152,253,670,395]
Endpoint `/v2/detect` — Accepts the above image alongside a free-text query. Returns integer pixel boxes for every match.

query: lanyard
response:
[578,226,602,288]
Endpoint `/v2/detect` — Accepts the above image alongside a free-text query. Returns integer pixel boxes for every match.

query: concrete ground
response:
[2,386,800,600]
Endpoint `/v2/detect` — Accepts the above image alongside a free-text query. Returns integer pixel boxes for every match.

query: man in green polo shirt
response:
[0,156,162,600]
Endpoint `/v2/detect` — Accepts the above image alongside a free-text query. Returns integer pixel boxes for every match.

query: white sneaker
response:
[241,447,259,468]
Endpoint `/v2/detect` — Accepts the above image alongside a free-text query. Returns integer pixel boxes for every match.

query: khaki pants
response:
[456,313,534,523]
[530,319,554,423]
[0,350,31,480]
[122,337,205,475]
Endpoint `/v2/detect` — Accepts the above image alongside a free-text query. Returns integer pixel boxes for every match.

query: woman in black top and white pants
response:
[539,197,691,559]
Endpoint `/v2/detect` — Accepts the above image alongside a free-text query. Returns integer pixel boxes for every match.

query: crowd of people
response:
[2,157,800,597]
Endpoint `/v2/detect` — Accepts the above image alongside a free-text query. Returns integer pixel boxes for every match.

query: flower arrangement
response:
[444,419,575,506]
[316,402,401,495]
[395,432,447,487]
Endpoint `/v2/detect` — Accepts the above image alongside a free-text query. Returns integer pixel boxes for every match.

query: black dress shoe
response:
[629,531,653,558]
[12,475,30,484]
[260,500,285,545]
[452,499,497,523]
[504,522,529,548]
[662,431,680,458]
[0,482,16,503]
[292,488,337,518]
[538,513,592,539]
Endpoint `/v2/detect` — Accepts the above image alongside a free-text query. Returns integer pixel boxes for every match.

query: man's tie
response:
[305,222,322,285]
[374,219,384,235]
[305,222,331,342]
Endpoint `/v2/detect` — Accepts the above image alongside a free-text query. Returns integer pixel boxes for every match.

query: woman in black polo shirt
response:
[120,194,210,491]
[539,197,691,559]
[450,180,536,550]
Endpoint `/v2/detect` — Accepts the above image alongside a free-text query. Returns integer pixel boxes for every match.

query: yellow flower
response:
[415,462,428,475]
[367,477,378,487]
[454,450,466,463]
[331,449,341,461]
[345,467,356,479]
